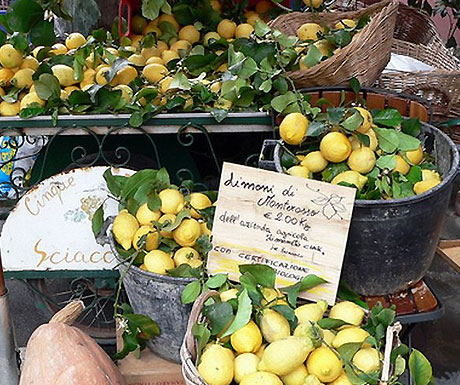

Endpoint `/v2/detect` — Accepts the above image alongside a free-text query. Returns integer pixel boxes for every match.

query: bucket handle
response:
[259,139,284,172]
[95,216,115,247]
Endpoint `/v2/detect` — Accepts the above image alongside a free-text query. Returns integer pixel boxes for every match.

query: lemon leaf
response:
[142,0,164,20]
[304,44,322,68]
[396,131,421,151]
[220,288,252,338]
[376,154,396,170]
[30,20,56,47]
[342,111,364,132]
[402,118,421,137]
[206,274,228,289]
[202,301,234,336]
[91,204,104,237]
[254,20,271,38]
[409,349,433,385]
[181,280,202,304]
[167,264,201,278]
[373,108,402,127]
[239,264,276,288]
[162,209,192,232]
[271,305,297,331]
[307,121,327,137]
[317,318,351,330]
[344,364,367,385]
[192,323,211,362]
[327,107,345,125]
[373,127,399,153]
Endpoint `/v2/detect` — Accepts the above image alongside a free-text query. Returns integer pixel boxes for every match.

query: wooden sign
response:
[1,167,133,272]
[207,163,356,305]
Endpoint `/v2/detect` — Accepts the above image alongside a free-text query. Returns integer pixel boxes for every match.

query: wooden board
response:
[207,163,356,305]
[437,240,460,273]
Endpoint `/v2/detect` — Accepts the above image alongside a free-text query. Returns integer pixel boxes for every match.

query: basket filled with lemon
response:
[92,167,215,362]
[269,0,398,87]
[180,264,433,385]
[259,87,459,296]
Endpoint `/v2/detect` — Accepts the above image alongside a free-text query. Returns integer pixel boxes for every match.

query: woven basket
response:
[269,0,398,88]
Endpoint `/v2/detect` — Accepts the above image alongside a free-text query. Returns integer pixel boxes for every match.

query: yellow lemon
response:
[293,323,323,348]
[161,49,180,64]
[235,23,254,39]
[322,329,336,346]
[11,68,34,89]
[295,301,327,324]
[279,112,309,145]
[51,43,68,55]
[210,81,222,93]
[352,347,381,374]
[143,24,162,37]
[114,84,133,103]
[0,101,20,116]
[52,64,78,87]
[65,32,87,50]
[304,374,324,385]
[95,66,111,86]
[20,56,39,71]
[354,107,373,133]
[332,327,370,349]
[217,19,237,39]
[190,192,212,219]
[231,320,263,354]
[280,365,308,385]
[258,336,314,376]
[287,166,311,178]
[136,203,161,225]
[320,132,352,163]
[255,344,266,359]
[178,25,201,44]
[246,13,261,26]
[127,54,146,67]
[422,169,441,182]
[132,225,160,251]
[331,170,368,189]
[158,213,176,238]
[366,128,379,151]
[173,218,202,247]
[32,46,44,58]
[170,40,192,54]
[234,353,260,384]
[204,32,221,46]
[20,92,45,110]
[329,301,365,326]
[297,23,323,41]
[329,372,353,385]
[158,14,180,32]
[113,209,139,250]
[173,247,203,268]
[414,179,440,195]
[115,65,138,85]
[210,0,222,12]
[393,154,410,175]
[314,39,332,57]
[303,0,324,8]
[347,147,376,174]
[261,288,288,306]
[405,145,424,164]
[240,371,282,385]
[144,250,174,275]
[132,14,148,35]
[0,68,14,87]
[142,63,168,83]
[306,347,342,382]
[335,19,357,29]
[146,56,165,65]
[220,288,238,302]
[260,308,291,343]
[159,188,185,214]
[301,151,328,173]
[0,44,23,68]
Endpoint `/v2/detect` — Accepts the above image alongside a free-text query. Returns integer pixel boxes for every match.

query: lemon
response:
[422,169,441,182]
[173,247,203,268]
[158,213,176,238]
[162,49,180,64]
[158,14,180,31]
[331,170,368,190]
[0,44,23,68]
[133,225,160,251]
[231,320,263,354]
[329,372,353,385]
[335,19,357,29]
[144,23,162,37]
[261,288,287,306]
[136,203,161,225]
[287,165,311,178]
[314,40,331,57]
[220,288,239,302]
[20,56,39,71]
[200,221,211,236]
[139,264,148,271]
[260,308,291,343]
[306,347,342,382]
[303,0,323,7]
[414,179,440,195]
[0,68,14,87]
[32,46,44,58]
[218,19,237,39]
[0,101,20,116]
[132,15,148,35]
[210,0,221,11]
[51,43,68,55]
[146,56,165,65]
[20,92,45,110]
[255,344,266,359]
[234,353,260,384]
[329,301,365,326]
[178,25,200,44]
[11,68,34,89]
[240,371,282,385]
[347,147,376,174]
[113,209,139,250]
[352,347,381,373]
[95,66,111,86]
[173,218,202,247]
[301,151,328,173]
[65,32,87,50]
[143,63,168,83]
[279,113,309,145]
[295,301,327,324]
[235,23,254,39]
[332,327,370,349]
[259,336,314,376]
[52,65,77,87]
[114,84,133,103]
[204,32,221,46]
[280,365,308,385]
[246,14,261,26]
[293,323,323,347]
[393,154,410,175]
[144,250,174,275]
[130,35,143,48]
[190,192,212,219]
[170,40,192,54]
[354,107,373,133]
[198,343,234,385]
[217,63,228,72]
[366,129,379,151]
[304,374,324,385]
[297,23,323,41]
[127,54,146,67]
[322,329,336,346]
[405,145,424,164]
[159,189,185,214]
[320,132,352,163]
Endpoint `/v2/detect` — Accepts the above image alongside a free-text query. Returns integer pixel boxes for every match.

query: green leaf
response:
[350,77,361,95]
[192,323,211,362]
[167,264,201,278]
[254,20,271,37]
[19,105,46,119]
[373,127,399,153]
[376,154,396,170]
[0,30,6,47]
[206,274,228,289]
[355,132,370,147]
[409,349,433,385]
[338,281,368,309]
[304,44,323,68]
[282,275,328,307]
[344,364,367,385]
[394,355,406,376]
[342,111,364,132]
[170,72,191,90]
[402,118,421,137]
[271,91,298,113]
[6,0,44,33]
[271,305,298,330]
[103,168,124,197]
[373,109,403,127]
[376,308,395,327]
[121,169,158,201]
[202,301,234,336]
[396,131,421,151]
[406,166,422,183]
[34,74,61,101]
[317,318,351,330]
[124,313,160,337]
[327,107,345,125]
[273,77,288,94]
[181,280,201,304]
[337,342,362,363]
[30,20,56,46]
[142,0,165,20]
[322,162,349,182]
[330,29,352,47]
[91,205,104,236]
[161,209,192,232]
[10,32,29,53]
[220,288,253,337]
[391,344,409,363]
[147,191,161,212]
[239,264,276,288]
[1,87,23,103]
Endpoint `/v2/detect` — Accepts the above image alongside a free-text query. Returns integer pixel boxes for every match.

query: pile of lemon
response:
[279,109,442,197]
[198,289,377,385]
[112,189,212,275]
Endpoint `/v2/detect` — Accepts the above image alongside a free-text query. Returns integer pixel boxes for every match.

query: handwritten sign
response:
[207,163,356,305]
[1,166,133,272]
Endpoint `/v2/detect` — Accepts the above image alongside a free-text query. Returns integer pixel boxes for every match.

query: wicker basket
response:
[269,0,398,88]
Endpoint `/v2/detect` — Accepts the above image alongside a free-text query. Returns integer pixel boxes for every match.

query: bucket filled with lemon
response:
[95,167,214,362]
[259,88,459,296]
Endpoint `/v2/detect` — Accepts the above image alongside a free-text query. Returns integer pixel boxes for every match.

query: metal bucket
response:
[259,122,459,295]
[110,235,194,363]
